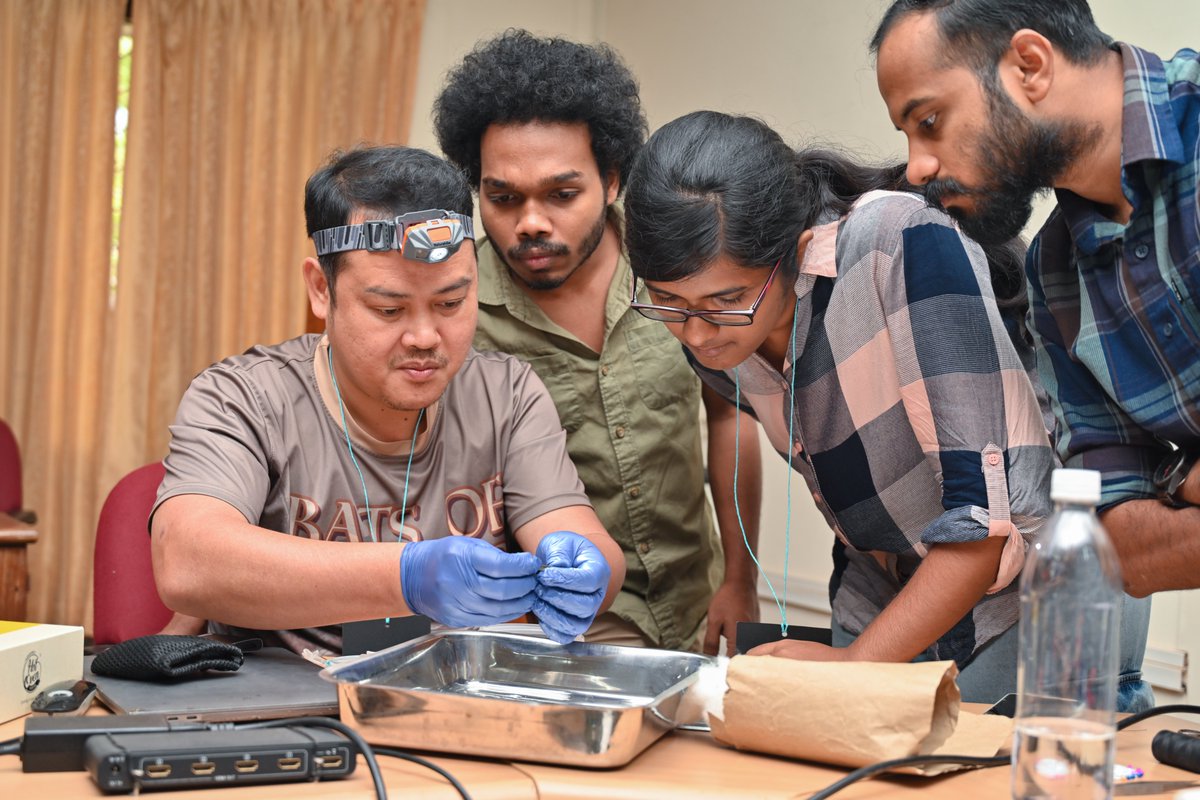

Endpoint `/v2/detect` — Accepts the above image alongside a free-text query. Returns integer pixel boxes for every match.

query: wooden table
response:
[2,710,1198,798]
[0,513,37,621]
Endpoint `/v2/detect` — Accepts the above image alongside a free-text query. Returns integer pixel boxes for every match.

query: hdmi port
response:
[234,759,259,773]
[277,757,303,771]
[144,763,172,778]
[191,761,216,776]
[319,755,344,770]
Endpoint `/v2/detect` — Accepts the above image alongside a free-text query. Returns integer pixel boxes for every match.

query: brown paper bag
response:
[707,656,1011,775]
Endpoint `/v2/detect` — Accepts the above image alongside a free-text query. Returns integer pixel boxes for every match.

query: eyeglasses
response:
[630,259,781,327]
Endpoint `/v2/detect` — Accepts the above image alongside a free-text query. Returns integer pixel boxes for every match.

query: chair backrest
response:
[0,418,23,515]
[93,462,173,645]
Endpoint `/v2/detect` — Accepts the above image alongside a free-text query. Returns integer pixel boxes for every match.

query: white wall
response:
[410,0,1200,699]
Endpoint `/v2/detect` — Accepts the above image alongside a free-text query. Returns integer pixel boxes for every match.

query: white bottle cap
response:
[1050,468,1102,504]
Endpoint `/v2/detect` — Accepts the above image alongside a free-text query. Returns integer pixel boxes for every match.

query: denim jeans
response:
[1117,594,1155,714]
[831,591,1155,712]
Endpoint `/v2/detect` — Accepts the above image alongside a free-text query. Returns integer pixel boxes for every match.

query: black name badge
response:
[342,616,431,656]
[735,621,833,654]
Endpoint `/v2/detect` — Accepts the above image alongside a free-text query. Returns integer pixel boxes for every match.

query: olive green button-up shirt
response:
[473,237,721,649]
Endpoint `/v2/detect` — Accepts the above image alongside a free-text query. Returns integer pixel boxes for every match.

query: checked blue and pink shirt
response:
[693,191,1055,669]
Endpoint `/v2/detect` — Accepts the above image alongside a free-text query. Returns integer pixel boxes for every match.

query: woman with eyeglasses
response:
[623,111,1054,703]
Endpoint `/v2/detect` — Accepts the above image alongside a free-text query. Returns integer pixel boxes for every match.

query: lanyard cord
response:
[732,298,801,636]
[397,410,422,538]
[327,344,423,543]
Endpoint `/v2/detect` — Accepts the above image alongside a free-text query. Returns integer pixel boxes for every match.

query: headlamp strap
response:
[311,210,474,257]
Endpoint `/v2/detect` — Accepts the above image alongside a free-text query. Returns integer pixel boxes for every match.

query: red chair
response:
[0,418,35,523]
[92,462,173,644]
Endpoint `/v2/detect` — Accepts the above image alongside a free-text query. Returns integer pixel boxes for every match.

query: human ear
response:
[303,257,331,322]
[604,169,620,206]
[1003,29,1054,105]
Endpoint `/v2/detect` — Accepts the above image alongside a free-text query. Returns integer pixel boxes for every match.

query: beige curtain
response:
[0,0,126,625]
[101,0,426,479]
[2,0,426,629]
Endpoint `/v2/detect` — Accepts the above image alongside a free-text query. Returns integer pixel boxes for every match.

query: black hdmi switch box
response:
[84,728,356,794]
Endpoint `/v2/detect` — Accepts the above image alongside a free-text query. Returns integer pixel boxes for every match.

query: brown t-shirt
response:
[154,333,590,652]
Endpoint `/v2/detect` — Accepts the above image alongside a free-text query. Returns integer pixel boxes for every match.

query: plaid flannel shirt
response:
[1027,43,1200,509]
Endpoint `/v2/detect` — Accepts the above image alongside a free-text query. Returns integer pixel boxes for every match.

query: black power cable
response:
[237,718,477,800]
[807,755,1008,800]
[806,703,1200,799]
[373,747,474,800]
[1117,703,1200,731]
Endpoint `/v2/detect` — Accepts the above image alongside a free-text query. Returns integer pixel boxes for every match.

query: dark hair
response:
[624,112,911,283]
[433,29,647,191]
[304,145,473,299]
[870,0,1113,82]
[623,111,1027,305]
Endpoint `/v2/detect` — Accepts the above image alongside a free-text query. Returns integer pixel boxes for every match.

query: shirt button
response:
[629,486,641,498]
[1134,244,1150,259]
[601,365,610,376]
[1164,322,1174,337]
[987,453,1001,466]
[615,426,626,438]
[637,541,650,555]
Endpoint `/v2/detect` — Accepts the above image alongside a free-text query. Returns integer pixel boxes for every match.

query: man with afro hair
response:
[434,30,762,654]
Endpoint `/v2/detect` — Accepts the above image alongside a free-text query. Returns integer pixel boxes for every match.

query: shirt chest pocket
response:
[520,352,584,434]
[625,323,696,409]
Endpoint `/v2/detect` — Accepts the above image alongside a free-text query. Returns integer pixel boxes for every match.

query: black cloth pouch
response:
[90,634,244,680]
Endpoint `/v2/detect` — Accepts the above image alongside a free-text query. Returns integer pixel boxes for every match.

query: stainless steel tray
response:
[323,630,713,768]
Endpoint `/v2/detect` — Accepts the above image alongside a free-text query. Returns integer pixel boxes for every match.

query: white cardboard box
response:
[0,621,84,723]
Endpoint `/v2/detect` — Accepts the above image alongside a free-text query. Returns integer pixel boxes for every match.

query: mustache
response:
[922,177,980,211]
[506,238,570,261]
[389,350,449,369]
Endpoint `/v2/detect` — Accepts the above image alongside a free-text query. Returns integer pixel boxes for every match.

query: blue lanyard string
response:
[327,344,423,543]
[731,298,801,636]
[328,344,423,626]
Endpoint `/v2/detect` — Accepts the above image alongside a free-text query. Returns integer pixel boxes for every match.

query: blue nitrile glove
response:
[533,531,611,644]
[400,536,540,628]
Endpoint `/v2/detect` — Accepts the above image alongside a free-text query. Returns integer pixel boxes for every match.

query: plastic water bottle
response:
[1012,468,1122,800]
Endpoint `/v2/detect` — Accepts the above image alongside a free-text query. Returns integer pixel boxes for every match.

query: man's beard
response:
[925,84,1100,246]
[499,205,608,291]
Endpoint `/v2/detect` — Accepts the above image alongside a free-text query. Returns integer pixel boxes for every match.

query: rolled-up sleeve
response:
[883,210,1056,591]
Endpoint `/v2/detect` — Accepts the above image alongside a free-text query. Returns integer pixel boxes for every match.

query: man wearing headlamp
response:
[149,145,625,654]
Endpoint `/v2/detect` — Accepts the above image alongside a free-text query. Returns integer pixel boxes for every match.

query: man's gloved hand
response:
[533,531,611,644]
[400,536,540,628]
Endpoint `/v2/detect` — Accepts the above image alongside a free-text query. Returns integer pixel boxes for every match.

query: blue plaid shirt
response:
[1027,43,1200,509]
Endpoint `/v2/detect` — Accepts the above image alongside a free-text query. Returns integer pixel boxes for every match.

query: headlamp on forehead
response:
[311,209,475,263]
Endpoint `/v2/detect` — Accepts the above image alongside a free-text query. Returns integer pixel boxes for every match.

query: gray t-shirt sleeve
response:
[153,364,273,525]
[497,360,591,532]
